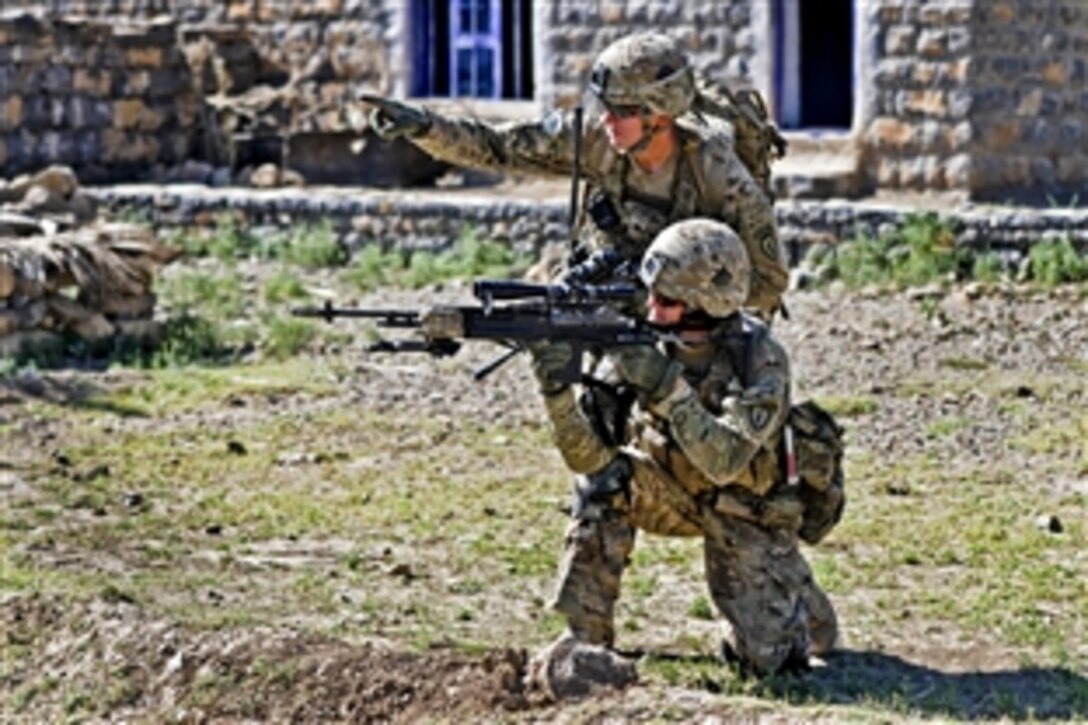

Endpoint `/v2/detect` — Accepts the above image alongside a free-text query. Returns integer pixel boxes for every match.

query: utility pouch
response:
[587,189,622,232]
[787,400,846,544]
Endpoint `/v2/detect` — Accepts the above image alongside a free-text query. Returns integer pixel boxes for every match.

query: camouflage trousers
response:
[551,450,837,674]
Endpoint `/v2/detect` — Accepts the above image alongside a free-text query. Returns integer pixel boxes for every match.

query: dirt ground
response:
[2,282,1087,722]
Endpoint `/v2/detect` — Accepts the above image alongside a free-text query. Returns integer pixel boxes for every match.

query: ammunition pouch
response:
[572,454,633,521]
[587,189,622,232]
[788,401,846,544]
[579,380,635,448]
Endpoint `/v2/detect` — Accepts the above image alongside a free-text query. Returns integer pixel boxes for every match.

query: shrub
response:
[149,314,229,367]
[262,318,318,359]
[825,214,970,290]
[263,270,310,304]
[1027,238,1088,287]
[280,220,348,270]
[159,271,246,320]
[343,228,527,291]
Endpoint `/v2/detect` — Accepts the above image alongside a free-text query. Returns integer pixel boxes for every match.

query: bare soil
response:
[2,283,1087,722]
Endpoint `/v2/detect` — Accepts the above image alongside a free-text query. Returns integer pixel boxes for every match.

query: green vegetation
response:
[5,217,531,371]
[343,227,529,291]
[1027,238,1088,287]
[824,213,967,290]
[822,214,1088,290]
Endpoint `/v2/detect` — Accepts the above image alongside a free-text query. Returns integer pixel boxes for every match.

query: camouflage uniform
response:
[398,34,788,316]
[533,220,836,674]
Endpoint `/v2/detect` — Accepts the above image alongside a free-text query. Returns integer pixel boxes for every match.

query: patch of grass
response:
[924,416,970,439]
[825,213,968,290]
[938,356,989,371]
[1027,237,1088,287]
[159,270,246,320]
[170,215,267,263]
[971,252,1006,283]
[814,395,878,417]
[260,318,318,360]
[280,220,348,270]
[262,270,311,304]
[342,244,400,291]
[148,314,231,367]
[343,227,528,291]
[688,595,714,620]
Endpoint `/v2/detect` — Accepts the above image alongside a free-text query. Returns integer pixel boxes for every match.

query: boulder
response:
[525,636,638,701]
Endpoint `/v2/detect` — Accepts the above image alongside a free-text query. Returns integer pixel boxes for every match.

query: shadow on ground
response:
[656,648,1088,720]
[1,373,146,417]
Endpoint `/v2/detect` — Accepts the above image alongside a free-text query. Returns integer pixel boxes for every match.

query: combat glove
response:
[608,345,683,405]
[360,94,432,140]
[527,340,576,396]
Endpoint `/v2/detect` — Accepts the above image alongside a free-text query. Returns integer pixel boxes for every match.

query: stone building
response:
[1,0,1086,202]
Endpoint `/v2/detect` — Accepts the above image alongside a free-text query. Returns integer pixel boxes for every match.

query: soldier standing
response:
[365,32,788,318]
[526,218,840,685]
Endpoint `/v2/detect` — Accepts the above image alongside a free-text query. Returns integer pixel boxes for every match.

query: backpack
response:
[787,400,846,544]
[690,75,788,199]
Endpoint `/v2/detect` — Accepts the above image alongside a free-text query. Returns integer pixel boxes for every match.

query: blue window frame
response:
[411,0,533,99]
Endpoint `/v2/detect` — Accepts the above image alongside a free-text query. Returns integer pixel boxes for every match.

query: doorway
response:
[774,0,854,130]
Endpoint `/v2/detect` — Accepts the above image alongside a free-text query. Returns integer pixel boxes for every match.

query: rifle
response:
[292,279,661,385]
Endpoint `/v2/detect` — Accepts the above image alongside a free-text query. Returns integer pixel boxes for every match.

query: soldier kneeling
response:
[529,218,838,685]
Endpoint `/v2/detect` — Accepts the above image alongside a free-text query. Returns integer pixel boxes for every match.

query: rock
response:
[0,262,15,298]
[30,165,79,200]
[280,168,306,187]
[0,309,21,336]
[249,163,281,189]
[113,319,163,343]
[96,293,158,320]
[68,192,99,224]
[0,211,48,237]
[210,167,233,188]
[1035,514,1063,533]
[167,160,215,184]
[72,313,116,342]
[18,185,70,215]
[526,635,637,701]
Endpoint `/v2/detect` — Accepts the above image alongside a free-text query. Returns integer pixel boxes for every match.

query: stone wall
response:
[858,0,1088,202]
[541,0,760,107]
[4,1,396,132]
[967,1,1088,202]
[0,14,199,182]
[859,0,974,194]
[87,186,1088,274]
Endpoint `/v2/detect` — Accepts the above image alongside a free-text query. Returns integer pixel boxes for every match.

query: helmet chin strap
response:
[625,109,669,156]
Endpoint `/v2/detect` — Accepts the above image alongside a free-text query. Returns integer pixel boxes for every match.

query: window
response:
[411,0,534,99]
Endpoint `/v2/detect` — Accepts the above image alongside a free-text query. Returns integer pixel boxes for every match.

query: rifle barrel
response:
[291,302,420,326]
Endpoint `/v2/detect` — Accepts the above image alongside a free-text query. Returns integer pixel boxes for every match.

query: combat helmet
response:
[640,219,750,317]
[589,33,695,118]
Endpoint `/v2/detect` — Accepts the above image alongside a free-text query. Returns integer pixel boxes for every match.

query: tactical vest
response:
[574,122,784,313]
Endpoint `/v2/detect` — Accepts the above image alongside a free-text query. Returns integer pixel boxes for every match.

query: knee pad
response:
[571,455,633,520]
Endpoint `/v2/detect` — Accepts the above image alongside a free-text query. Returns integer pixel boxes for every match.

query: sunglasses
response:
[603,103,644,119]
[648,291,684,308]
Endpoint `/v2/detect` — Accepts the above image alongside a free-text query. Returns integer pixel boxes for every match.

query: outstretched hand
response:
[359,94,432,140]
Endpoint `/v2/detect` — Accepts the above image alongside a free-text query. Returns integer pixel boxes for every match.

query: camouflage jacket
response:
[412,110,788,315]
[543,316,790,497]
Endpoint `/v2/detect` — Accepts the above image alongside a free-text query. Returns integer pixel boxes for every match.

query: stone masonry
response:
[0,13,199,181]
[861,0,1088,202]
[4,1,1088,203]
